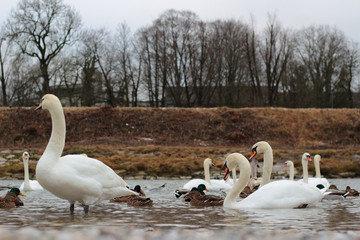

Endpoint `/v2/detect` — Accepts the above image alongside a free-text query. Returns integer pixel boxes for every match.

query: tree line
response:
[0,0,359,108]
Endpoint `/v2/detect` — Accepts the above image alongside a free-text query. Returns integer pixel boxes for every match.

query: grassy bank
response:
[1,106,360,179]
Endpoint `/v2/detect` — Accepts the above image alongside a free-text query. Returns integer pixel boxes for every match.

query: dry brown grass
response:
[1,106,360,178]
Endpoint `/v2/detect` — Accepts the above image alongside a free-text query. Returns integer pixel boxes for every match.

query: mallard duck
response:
[345,186,359,196]
[185,190,224,206]
[111,185,151,206]
[0,188,25,208]
[175,184,209,199]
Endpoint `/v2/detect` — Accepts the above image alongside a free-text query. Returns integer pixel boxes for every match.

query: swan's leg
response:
[70,203,75,214]
[83,205,89,214]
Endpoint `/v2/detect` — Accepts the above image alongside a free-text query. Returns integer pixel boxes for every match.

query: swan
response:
[310,154,330,189]
[20,152,44,191]
[282,160,294,180]
[34,94,137,214]
[298,154,330,190]
[181,158,232,191]
[223,152,327,209]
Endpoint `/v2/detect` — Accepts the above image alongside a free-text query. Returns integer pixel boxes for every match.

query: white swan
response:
[34,94,136,214]
[298,154,330,190]
[182,158,232,191]
[311,154,330,189]
[20,152,44,191]
[223,152,327,209]
[282,160,294,181]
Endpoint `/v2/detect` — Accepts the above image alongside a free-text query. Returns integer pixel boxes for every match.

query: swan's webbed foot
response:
[70,203,75,214]
[83,205,89,214]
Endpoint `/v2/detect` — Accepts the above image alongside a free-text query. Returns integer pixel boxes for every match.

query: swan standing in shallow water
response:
[223,152,327,209]
[34,94,137,214]
[282,160,294,180]
[182,158,232,192]
[20,152,43,191]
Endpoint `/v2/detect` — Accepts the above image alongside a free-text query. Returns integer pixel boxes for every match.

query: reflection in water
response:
[0,179,359,232]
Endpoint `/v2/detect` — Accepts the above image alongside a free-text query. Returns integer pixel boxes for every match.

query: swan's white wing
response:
[183,179,210,190]
[20,180,44,191]
[235,180,324,209]
[183,179,231,191]
[298,178,330,190]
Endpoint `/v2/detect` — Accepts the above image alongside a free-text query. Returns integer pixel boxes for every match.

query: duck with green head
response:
[111,185,152,206]
[0,188,25,208]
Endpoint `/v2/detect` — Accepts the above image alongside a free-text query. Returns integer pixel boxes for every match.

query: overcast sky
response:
[1,0,360,43]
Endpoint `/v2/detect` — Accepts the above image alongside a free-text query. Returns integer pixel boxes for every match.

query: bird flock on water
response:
[1,94,358,213]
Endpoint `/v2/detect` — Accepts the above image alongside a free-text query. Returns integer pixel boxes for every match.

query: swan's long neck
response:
[204,160,211,184]
[302,159,309,183]
[250,159,257,178]
[224,158,251,206]
[289,163,294,181]
[40,106,66,163]
[260,148,273,187]
[315,158,321,178]
[23,159,30,188]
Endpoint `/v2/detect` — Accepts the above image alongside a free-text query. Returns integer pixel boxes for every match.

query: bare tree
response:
[6,0,81,95]
[297,25,347,107]
[260,14,294,106]
[0,30,12,106]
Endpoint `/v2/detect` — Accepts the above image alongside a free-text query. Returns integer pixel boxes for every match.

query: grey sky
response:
[1,0,360,43]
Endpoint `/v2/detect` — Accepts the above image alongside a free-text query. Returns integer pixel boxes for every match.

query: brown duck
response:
[0,188,25,208]
[111,185,153,206]
[345,186,359,196]
[185,189,224,206]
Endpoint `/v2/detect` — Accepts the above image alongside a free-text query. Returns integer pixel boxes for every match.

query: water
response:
[0,179,359,232]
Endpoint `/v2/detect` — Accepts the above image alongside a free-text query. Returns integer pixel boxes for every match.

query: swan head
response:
[34,94,62,112]
[302,153,312,163]
[204,158,216,167]
[314,154,321,162]
[22,152,29,162]
[249,141,271,160]
[282,160,292,168]
[224,153,248,181]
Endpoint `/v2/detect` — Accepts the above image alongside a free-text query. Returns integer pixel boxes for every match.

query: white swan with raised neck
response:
[35,94,136,214]
[282,160,294,181]
[20,152,44,191]
[182,158,233,191]
[223,151,327,209]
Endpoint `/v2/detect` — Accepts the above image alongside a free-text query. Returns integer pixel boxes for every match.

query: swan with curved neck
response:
[34,94,136,214]
[282,160,294,181]
[223,151,327,209]
[20,152,43,191]
[182,158,232,191]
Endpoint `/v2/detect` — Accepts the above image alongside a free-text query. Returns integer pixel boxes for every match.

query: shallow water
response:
[0,179,359,232]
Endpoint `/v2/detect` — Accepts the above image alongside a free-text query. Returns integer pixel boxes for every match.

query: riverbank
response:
[1,106,360,179]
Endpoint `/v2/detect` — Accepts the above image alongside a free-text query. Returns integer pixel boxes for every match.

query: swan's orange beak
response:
[249,150,257,161]
[282,163,287,168]
[224,165,230,181]
[211,162,216,167]
[307,156,312,162]
[34,102,42,112]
